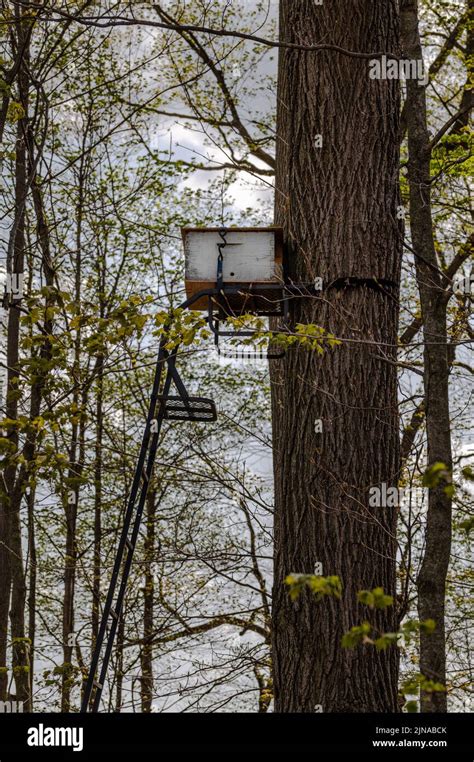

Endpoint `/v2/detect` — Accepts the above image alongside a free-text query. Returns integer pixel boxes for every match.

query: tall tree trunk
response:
[3,2,32,708]
[61,161,88,711]
[271,0,402,712]
[401,0,454,713]
[3,3,59,707]
[0,109,22,704]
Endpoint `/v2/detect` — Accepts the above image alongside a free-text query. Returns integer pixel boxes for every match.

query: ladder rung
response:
[125,538,134,552]
[141,469,149,482]
[93,680,103,690]
[109,608,119,621]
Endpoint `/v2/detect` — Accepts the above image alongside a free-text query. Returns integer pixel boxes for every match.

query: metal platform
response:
[158,395,217,421]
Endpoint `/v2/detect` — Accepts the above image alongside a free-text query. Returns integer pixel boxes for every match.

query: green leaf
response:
[341,622,372,649]
[374,632,399,650]
[285,573,342,601]
[358,587,393,609]
[420,619,436,634]
[422,462,452,489]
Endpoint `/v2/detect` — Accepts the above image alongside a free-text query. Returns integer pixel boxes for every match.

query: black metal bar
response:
[90,390,169,712]
[163,351,190,400]
[81,292,219,711]
[216,228,226,292]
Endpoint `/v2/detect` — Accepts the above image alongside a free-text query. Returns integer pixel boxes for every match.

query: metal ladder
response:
[81,336,216,712]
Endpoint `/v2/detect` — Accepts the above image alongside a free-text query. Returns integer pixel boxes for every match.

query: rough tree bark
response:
[271,0,402,712]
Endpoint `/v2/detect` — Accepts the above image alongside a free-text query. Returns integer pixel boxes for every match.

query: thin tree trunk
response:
[115,612,125,712]
[61,438,78,711]
[140,489,155,712]
[271,0,402,712]
[401,0,454,713]
[92,352,104,655]
[61,392,88,711]
[61,159,88,712]
[27,486,36,708]
[5,2,32,708]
